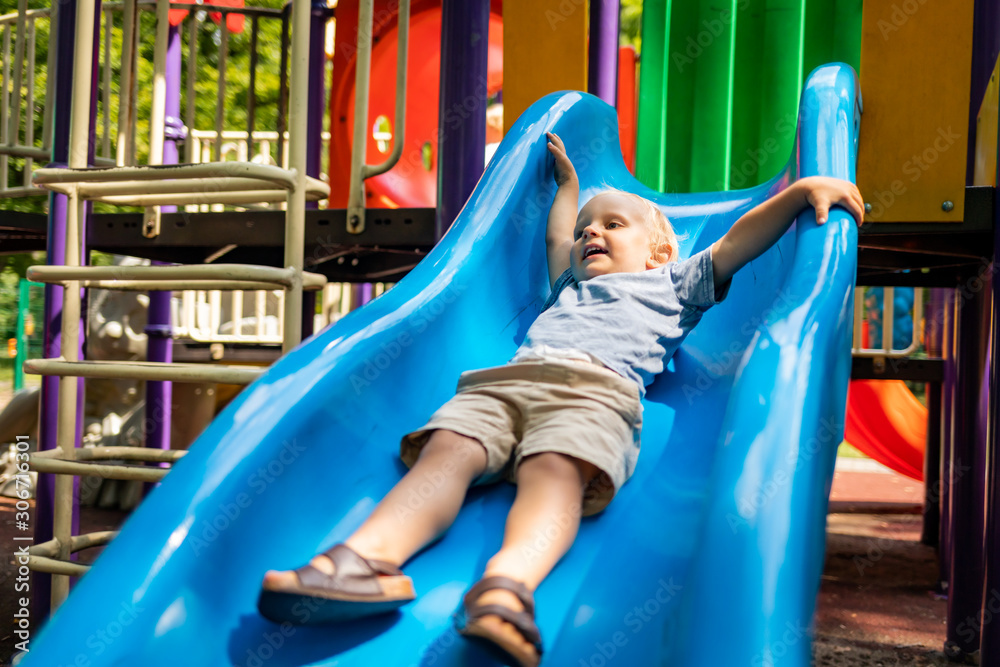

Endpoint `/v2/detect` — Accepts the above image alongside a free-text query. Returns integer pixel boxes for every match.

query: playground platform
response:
[0,460,952,666]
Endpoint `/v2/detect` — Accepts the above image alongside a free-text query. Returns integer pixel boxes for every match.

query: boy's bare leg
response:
[469,452,597,654]
[263,429,488,585]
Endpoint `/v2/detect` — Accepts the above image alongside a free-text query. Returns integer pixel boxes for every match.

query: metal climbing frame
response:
[24,0,327,608]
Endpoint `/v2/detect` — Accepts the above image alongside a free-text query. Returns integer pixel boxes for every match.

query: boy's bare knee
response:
[418,429,488,474]
[519,452,599,484]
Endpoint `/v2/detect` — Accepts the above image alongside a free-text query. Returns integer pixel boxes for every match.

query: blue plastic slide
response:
[21,64,860,667]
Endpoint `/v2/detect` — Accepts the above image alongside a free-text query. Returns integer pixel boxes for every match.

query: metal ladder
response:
[24,0,327,608]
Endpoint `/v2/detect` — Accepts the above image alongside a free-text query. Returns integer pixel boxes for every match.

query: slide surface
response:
[23,64,860,667]
[845,379,927,481]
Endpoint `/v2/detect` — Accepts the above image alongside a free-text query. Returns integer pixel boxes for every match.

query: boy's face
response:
[571,193,669,282]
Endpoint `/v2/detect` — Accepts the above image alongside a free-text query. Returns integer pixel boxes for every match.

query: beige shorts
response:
[400,358,643,516]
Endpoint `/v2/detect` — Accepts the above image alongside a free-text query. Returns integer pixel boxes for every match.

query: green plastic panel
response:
[637,0,862,192]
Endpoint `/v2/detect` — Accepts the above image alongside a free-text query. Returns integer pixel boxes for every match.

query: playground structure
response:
[0,1,995,666]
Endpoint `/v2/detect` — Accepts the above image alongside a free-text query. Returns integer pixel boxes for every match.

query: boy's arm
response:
[710,176,864,287]
[545,132,578,288]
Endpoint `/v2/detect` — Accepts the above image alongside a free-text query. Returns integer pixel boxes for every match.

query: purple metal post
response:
[34,0,101,617]
[980,208,999,662]
[301,0,328,339]
[587,0,619,107]
[945,282,989,660]
[940,288,955,588]
[143,25,184,477]
[435,0,489,240]
[922,288,944,547]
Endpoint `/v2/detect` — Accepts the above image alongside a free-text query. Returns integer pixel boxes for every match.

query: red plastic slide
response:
[844,380,927,481]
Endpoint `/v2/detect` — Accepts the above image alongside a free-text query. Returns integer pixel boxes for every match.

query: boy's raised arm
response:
[545,132,578,288]
[710,176,865,287]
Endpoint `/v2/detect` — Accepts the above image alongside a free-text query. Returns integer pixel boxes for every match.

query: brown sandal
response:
[454,576,543,667]
[257,543,415,625]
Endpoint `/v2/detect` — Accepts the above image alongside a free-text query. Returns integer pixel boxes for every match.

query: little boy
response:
[258,132,864,667]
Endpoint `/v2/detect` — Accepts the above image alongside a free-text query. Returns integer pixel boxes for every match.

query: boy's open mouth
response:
[583,245,608,259]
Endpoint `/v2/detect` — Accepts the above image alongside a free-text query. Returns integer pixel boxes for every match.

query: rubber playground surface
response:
[0,460,953,666]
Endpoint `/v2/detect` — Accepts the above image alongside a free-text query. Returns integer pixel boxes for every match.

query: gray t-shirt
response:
[513,247,731,398]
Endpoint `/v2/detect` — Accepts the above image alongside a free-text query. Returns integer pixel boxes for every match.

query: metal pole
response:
[346,0,374,233]
[144,22,183,474]
[435,0,489,240]
[587,0,619,107]
[301,0,327,340]
[282,0,310,353]
[34,0,80,618]
[945,284,988,661]
[980,206,1000,663]
[940,287,955,590]
[922,288,944,547]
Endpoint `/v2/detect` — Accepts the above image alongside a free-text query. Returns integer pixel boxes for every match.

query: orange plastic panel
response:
[502,0,587,135]
[857,0,973,223]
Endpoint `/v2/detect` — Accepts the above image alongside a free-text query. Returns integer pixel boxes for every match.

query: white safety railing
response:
[851,286,924,358]
[171,281,395,344]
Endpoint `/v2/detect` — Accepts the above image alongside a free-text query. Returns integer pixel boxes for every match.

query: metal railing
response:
[25,0,328,609]
[851,286,924,358]
[0,2,55,196]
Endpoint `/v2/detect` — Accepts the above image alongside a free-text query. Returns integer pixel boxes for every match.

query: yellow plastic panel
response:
[502,0,587,134]
[974,55,999,187]
[857,0,973,223]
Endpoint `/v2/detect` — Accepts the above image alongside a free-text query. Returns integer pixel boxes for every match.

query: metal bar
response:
[23,19,34,181]
[256,290,266,336]
[435,0,488,239]
[0,7,52,24]
[149,0,168,165]
[41,2,56,152]
[24,358,265,384]
[73,446,185,462]
[2,25,12,189]
[115,0,137,166]
[276,5,289,168]
[345,0,373,233]
[101,8,111,158]
[33,161,309,189]
[232,290,243,336]
[30,456,171,482]
[35,0,79,618]
[587,0,619,106]
[362,0,408,180]
[28,263,327,288]
[149,2,284,18]
[213,22,228,163]
[83,188,326,206]
[922,288,945,547]
[8,0,27,160]
[73,176,303,196]
[246,15,258,159]
[27,555,90,577]
[882,287,895,352]
[184,9,198,164]
[281,0,311,354]
[1,144,55,159]
[47,0,100,610]
[940,288,956,592]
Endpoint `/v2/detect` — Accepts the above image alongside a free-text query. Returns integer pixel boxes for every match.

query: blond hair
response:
[594,189,679,263]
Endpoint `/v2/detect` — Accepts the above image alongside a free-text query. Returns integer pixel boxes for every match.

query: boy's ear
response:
[646,242,673,269]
